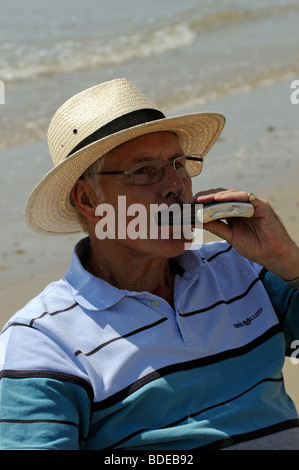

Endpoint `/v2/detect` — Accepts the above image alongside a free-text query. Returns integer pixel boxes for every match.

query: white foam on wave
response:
[1,22,196,83]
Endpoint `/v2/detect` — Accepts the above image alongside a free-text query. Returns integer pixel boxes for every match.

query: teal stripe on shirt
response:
[1,331,298,450]
[86,332,298,450]
[261,271,299,352]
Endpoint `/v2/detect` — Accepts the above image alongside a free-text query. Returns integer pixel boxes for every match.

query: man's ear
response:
[71,179,100,222]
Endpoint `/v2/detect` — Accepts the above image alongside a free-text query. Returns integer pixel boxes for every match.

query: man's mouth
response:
[154,204,197,226]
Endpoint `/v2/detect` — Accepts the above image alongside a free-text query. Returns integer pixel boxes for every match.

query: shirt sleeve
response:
[0,316,93,450]
[0,374,91,450]
[260,270,299,355]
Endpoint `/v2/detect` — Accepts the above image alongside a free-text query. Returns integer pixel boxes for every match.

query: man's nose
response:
[160,163,185,199]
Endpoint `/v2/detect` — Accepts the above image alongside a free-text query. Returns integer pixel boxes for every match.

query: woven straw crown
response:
[48,79,160,167]
[25,78,225,235]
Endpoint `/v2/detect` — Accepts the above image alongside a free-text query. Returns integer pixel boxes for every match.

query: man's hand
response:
[192,189,299,281]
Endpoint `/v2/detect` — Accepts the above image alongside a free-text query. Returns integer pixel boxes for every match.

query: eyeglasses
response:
[87,155,204,186]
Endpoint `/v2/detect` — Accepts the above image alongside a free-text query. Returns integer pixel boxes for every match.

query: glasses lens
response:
[173,156,190,178]
[131,161,162,185]
[131,156,203,185]
[184,156,203,177]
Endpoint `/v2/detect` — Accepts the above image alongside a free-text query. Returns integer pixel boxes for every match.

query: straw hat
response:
[25,78,225,235]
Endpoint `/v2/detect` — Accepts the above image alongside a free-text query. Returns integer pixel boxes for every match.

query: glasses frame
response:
[86,154,204,186]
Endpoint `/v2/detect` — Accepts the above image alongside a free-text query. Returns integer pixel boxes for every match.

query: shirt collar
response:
[175,246,206,275]
[64,237,127,311]
[64,237,204,311]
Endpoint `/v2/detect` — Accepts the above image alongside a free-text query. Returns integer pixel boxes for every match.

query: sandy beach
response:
[1,75,298,410]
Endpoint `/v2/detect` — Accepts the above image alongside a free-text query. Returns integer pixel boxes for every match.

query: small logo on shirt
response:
[233,307,263,328]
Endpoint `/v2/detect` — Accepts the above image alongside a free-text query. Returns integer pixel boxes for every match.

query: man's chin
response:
[154,236,193,257]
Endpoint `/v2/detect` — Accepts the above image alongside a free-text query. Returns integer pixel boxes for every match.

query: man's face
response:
[92,131,194,258]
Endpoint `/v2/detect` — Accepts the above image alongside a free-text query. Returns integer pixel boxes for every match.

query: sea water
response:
[1,0,299,150]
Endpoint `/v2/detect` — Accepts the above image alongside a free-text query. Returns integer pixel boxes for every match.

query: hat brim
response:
[25,112,225,235]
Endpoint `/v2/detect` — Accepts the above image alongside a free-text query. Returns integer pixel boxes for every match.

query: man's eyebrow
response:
[131,155,155,165]
[168,152,184,161]
[132,152,184,165]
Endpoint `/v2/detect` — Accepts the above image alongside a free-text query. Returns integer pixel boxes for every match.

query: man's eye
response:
[133,165,155,175]
[174,160,184,169]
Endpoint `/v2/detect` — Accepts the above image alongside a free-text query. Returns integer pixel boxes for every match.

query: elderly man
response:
[1,78,299,450]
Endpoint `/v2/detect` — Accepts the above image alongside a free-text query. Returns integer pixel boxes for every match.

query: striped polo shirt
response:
[0,237,298,450]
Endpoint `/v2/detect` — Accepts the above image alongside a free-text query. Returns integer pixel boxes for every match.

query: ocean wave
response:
[1,0,299,151]
[3,1,299,83]
[0,22,196,83]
